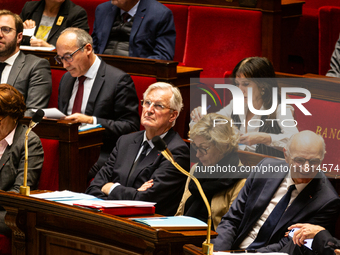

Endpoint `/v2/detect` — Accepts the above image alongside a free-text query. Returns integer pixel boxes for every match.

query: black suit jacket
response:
[58,59,140,166]
[20,0,89,46]
[8,51,52,114]
[86,129,190,216]
[212,158,340,252]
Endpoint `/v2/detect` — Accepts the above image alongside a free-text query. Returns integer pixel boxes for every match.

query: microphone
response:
[151,136,214,255]
[20,110,45,196]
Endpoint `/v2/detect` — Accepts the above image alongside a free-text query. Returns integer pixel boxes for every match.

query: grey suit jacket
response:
[0,124,44,192]
[212,158,340,252]
[7,51,52,114]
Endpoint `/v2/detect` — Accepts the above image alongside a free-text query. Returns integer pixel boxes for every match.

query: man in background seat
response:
[92,0,176,60]
[56,28,140,176]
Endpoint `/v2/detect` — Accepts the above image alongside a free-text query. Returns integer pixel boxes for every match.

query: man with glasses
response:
[0,10,51,115]
[86,82,190,216]
[212,130,340,253]
[56,28,140,175]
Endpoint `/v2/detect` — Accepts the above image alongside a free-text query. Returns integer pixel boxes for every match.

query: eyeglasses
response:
[0,26,16,35]
[141,100,174,111]
[292,157,321,167]
[191,143,211,155]
[54,44,86,64]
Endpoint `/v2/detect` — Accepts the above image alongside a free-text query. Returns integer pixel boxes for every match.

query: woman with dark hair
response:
[20,0,89,47]
[191,57,298,158]
[0,84,44,236]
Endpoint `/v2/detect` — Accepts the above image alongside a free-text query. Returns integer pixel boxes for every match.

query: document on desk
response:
[20,45,55,51]
[30,190,100,205]
[32,108,66,119]
[130,215,207,230]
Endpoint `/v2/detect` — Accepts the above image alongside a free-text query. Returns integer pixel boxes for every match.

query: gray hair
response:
[143,82,183,126]
[60,27,93,48]
[285,130,326,160]
[190,113,239,155]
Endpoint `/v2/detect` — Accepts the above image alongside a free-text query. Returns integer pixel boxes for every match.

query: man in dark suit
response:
[212,130,340,253]
[92,0,176,60]
[0,10,52,114]
[86,82,190,216]
[56,27,140,173]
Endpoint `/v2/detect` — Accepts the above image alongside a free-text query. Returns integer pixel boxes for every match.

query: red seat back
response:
[38,138,59,191]
[183,6,262,78]
[319,6,340,75]
[130,76,157,130]
[163,4,189,64]
[290,95,340,169]
[49,69,67,108]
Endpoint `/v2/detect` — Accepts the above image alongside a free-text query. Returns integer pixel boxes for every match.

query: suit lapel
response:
[126,129,176,187]
[60,76,77,114]
[85,60,106,115]
[130,1,146,43]
[7,52,25,86]
[48,1,69,42]
[122,134,144,186]
[273,174,322,234]
[100,5,118,54]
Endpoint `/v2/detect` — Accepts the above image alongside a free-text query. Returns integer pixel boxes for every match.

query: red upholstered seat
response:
[0,234,11,255]
[38,138,59,191]
[290,95,340,169]
[319,6,340,75]
[71,0,108,34]
[163,4,189,64]
[49,69,67,108]
[130,76,157,130]
[2,0,27,15]
[182,6,262,78]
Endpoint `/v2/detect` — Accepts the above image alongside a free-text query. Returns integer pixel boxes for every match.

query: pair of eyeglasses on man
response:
[54,44,87,64]
[0,26,16,35]
[292,157,321,167]
[141,100,174,111]
[191,143,211,155]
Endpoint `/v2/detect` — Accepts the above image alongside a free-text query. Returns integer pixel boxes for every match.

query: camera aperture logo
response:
[199,84,312,128]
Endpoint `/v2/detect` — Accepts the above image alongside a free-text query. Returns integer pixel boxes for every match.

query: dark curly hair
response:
[0,84,26,121]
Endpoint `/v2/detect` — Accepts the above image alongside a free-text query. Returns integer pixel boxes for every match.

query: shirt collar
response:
[120,0,140,17]
[3,124,17,146]
[3,51,20,66]
[142,131,168,150]
[287,171,310,193]
[83,55,101,79]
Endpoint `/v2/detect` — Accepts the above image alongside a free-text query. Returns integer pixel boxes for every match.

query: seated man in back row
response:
[86,82,190,216]
[92,0,176,60]
[56,28,140,173]
[0,10,51,115]
[212,130,340,254]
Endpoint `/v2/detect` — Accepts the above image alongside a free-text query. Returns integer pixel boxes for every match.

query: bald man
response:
[212,130,340,253]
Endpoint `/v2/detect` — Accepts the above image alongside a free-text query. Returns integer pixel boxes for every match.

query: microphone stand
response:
[160,150,214,254]
[20,128,32,196]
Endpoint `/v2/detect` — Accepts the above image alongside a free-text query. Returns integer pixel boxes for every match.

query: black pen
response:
[230,251,256,253]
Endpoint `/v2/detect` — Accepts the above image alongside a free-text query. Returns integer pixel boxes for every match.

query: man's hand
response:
[335,249,340,255]
[101,183,114,195]
[64,113,94,124]
[138,179,154,191]
[239,132,272,146]
[287,223,325,247]
[30,38,53,47]
[23,19,36,29]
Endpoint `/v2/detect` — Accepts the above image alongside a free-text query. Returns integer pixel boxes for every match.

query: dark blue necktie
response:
[0,62,7,82]
[247,184,296,250]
